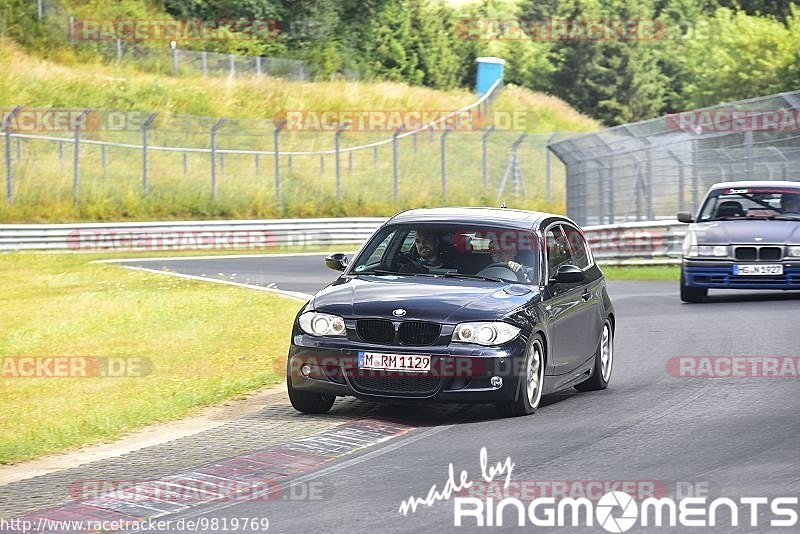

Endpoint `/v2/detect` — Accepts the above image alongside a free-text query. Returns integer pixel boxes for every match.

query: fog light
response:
[300,364,312,377]
[490,376,503,388]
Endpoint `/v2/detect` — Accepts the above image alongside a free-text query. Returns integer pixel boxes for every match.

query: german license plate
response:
[357,352,431,372]
[733,264,783,276]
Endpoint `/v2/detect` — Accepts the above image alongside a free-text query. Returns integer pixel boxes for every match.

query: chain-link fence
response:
[549,90,800,226]
[1,84,571,218]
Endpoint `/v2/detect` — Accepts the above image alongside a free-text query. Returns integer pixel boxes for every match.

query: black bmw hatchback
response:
[287,207,615,417]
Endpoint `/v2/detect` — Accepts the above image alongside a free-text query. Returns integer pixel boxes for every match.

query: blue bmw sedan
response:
[286,207,615,417]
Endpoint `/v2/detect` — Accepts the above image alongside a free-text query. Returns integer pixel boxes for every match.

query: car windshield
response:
[349,224,540,284]
[698,187,800,221]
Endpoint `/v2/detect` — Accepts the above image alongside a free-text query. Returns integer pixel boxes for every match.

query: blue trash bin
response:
[475,57,505,95]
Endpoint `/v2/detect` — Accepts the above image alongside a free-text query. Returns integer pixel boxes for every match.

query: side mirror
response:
[677,212,695,224]
[325,253,348,272]
[551,264,585,284]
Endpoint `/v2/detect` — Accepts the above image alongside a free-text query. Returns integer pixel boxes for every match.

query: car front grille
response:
[355,319,441,346]
[734,246,783,261]
[349,372,440,396]
[356,319,394,344]
[398,321,441,345]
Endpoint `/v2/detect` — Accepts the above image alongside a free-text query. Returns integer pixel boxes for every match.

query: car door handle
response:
[581,289,592,301]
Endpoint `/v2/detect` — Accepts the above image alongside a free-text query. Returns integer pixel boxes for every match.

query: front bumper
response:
[287,334,529,403]
[683,259,800,290]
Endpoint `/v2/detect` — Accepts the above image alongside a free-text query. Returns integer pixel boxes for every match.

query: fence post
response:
[288,155,292,174]
[256,56,262,76]
[546,133,558,202]
[668,149,684,213]
[3,106,21,203]
[392,128,404,202]
[607,159,615,224]
[228,54,235,77]
[441,128,453,201]
[73,109,92,203]
[116,39,122,62]
[255,153,260,175]
[744,130,754,180]
[141,112,159,195]
[171,43,178,75]
[101,144,107,176]
[37,0,43,20]
[69,16,75,43]
[595,159,605,224]
[201,51,207,77]
[482,126,495,195]
[335,123,349,199]
[320,155,325,175]
[210,118,225,200]
[183,152,188,175]
[274,120,286,209]
[59,141,65,171]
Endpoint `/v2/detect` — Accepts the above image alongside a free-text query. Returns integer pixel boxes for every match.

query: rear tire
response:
[287,367,335,414]
[680,269,707,303]
[576,319,613,392]
[496,335,545,417]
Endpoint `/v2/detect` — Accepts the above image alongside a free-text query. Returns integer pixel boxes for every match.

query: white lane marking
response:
[94,251,359,263]
[116,265,313,301]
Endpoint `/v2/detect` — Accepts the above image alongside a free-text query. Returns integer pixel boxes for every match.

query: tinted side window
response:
[562,225,591,269]
[545,225,574,275]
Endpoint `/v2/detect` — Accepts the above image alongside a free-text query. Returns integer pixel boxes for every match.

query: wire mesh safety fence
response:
[1,83,571,216]
[548,90,800,226]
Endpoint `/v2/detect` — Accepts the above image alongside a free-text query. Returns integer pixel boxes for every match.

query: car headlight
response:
[298,312,346,337]
[686,245,729,258]
[452,322,521,346]
[789,246,800,257]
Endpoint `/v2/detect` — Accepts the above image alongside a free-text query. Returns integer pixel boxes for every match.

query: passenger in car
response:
[478,235,531,283]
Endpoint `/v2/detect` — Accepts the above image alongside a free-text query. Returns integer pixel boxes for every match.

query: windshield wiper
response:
[441,272,505,282]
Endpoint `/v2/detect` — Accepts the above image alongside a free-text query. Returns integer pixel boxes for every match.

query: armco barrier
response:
[0,218,685,264]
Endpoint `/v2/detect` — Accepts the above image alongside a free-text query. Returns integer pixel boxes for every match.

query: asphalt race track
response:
[4,254,799,533]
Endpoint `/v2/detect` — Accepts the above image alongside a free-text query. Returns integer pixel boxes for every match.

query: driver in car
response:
[478,234,531,283]
[781,193,800,214]
[399,230,448,272]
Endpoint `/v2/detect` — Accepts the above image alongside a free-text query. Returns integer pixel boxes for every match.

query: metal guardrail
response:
[0,218,686,264]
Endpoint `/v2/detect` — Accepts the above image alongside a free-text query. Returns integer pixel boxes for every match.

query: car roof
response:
[387,207,566,228]
[710,180,800,190]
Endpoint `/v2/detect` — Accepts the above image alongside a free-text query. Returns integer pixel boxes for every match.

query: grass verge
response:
[0,251,304,464]
[600,264,680,281]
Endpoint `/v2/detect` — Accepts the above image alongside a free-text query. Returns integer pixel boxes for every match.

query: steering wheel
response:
[477,262,520,280]
[393,252,424,273]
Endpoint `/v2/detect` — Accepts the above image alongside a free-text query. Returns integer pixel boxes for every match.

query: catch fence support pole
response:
[59,141,65,171]
[744,131,754,180]
[141,112,159,195]
[183,152,188,175]
[171,43,178,75]
[335,123,349,198]
[201,52,207,76]
[441,128,453,201]
[3,106,22,203]
[210,118,225,200]
[73,109,92,203]
[393,128,403,202]
[668,150,685,213]
[116,39,122,62]
[320,155,325,175]
[37,0,43,20]
[482,126,495,195]
[273,120,286,209]
[101,144,107,176]
[546,133,558,202]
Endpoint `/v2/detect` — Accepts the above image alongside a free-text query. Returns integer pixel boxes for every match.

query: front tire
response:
[287,368,335,414]
[680,269,707,303]
[576,319,613,391]
[496,335,545,417]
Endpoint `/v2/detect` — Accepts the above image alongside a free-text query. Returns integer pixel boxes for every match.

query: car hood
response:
[310,275,538,323]
[693,219,800,244]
